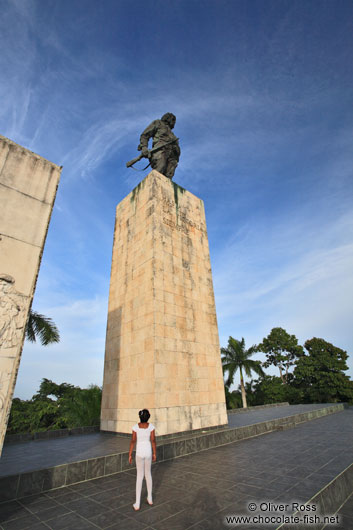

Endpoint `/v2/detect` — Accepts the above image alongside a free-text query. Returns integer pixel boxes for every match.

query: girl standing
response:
[128,409,156,510]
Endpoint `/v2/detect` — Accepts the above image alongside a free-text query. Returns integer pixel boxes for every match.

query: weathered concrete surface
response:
[101,170,227,435]
[0,135,61,455]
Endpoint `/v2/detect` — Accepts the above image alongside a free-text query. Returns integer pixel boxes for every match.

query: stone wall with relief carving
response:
[0,135,61,455]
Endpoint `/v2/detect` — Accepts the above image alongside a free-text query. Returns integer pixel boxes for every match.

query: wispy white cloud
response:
[16,295,107,399]
[215,210,353,380]
[61,118,137,180]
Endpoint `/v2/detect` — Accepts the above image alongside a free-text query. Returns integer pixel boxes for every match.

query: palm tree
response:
[25,310,60,346]
[224,385,242,409]
[221,337,264,408]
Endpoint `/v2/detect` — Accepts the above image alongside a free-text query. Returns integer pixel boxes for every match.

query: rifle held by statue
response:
[126,138,180,168]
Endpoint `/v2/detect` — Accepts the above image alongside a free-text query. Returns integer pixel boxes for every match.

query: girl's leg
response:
[134,456,144,509]
[144,456,153,504]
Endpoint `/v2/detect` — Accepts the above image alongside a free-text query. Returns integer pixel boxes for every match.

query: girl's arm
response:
[129,431,137,464]
[151,429,157,462]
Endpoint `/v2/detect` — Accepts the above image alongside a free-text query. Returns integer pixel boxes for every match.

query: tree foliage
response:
[8,397,66,434]
[224,386,242,409]
[35,378,76,400]
[257,327,303,383]
[63,385,102,428]
[221,337,264,408]
[249,375,303,405]
[293,338,353,403]
[7,379,102,435]
[223,331,352,407]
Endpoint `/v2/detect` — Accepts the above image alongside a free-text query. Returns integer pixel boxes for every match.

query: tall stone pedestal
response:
[0,135,61,455]
[101,171,227,435]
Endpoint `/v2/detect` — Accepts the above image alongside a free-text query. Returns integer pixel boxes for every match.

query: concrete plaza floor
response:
[0,404,339,477]
[0,409,352,530]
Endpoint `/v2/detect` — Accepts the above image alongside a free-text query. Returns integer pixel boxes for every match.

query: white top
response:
[132,423,155,457]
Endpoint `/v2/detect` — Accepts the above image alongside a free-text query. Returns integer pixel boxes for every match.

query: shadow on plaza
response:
[151,458,224,514]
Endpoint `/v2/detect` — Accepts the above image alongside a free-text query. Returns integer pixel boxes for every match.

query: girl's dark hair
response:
[139,409,150,423]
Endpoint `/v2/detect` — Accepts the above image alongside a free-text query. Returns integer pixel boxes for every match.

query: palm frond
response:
[243,360,264,378]
[26,311,60,346]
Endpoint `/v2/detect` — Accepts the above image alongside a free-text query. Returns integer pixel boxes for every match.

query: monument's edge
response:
[120,170,204,206]
[0,134,63,170]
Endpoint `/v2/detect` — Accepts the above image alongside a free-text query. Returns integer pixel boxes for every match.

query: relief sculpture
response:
[0,274,27,350]
[0,372,11,411]
[0,274,28,411]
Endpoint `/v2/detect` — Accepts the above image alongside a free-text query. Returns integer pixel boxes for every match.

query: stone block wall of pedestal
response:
[101,170,227,435]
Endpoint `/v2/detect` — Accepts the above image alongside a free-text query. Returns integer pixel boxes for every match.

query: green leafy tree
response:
[62,385,102,427]
[257,327,303,383]
[224,385,242,409]
[251,375,303,405]
[7,380,102,435]
[11,378,75,434]
[221,337,264,408]
[35,378,76,400]
[293,338,353,403]
[26,310,60,346]
[8,396,66,434]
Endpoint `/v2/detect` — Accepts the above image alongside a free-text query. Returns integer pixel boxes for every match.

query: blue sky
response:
[1,0,352,398]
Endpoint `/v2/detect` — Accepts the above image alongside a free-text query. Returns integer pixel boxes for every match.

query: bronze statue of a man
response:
[137,113,180,179]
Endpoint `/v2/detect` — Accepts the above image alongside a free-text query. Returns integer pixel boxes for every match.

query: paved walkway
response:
[0,404,337,477]
[0,409,352,530]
